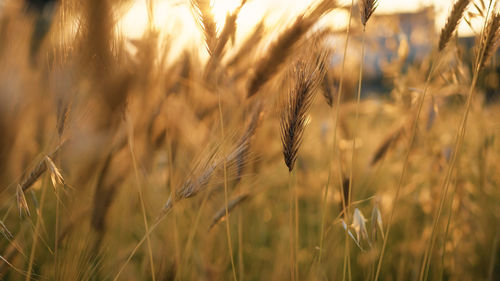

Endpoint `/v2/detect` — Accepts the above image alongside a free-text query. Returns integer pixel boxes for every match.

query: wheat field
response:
[0,0,499,280]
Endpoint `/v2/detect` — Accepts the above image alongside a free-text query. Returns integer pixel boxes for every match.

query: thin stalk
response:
[54,181,60,279]
[348,257,352,281]
[168,137,181,269]
[294,169,299,280]
[344,26,367,281]
[488,222,499,281]
[217,90,238,281]
[289,171,296,281]
[438,174,457,281]
[238,209,244,281]
[318,0,354,267]
[349,27,366,225]
[342,228,349,281]
[26,178,49,281]
[113,214,168,281]
[176,190,211,281]
[127,119,156,281]
[54,134,64,280]
[374,53,441,281]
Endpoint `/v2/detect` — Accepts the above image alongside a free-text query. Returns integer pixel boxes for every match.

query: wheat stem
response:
[113,215,167,281]
[176,185,212,280]
[217,87,238,281]
[343,26,367,281]
[168,137,181,271]
[289,170,296,281]
[438,174,457,281]
[238,209,244,281]
[317,0,354,268]
[293,169,299,280]
[25,178,49,281]
[127,117,156,281]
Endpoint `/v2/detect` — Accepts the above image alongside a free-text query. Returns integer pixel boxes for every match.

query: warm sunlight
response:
[211,0,241,30]
[119,0,486,41]
[3,0,500,280]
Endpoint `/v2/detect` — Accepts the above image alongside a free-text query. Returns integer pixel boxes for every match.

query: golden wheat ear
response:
[281,56,326,172]
[359,0,378,26]
[479,13,500,69]
[439,0,471,52]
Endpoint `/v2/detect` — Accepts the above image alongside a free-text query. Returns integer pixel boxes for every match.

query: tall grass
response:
[0,0,499,280]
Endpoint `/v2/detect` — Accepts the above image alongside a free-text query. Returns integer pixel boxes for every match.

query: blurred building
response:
[328,7,436,97]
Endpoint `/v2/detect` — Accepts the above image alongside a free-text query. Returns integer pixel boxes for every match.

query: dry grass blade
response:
[359,0,378,26]
[281,56,326,171]
[16,184,30,217]
[0,221,13,239]
[439,0,471,51]
[479,12,500,69]
[209,193,250,229]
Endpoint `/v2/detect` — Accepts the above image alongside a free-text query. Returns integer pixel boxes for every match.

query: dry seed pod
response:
[352,208,371,247]
[342,219,363,250]
[45,156,64,189]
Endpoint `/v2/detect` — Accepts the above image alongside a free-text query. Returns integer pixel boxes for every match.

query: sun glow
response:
[118,0,489,50]
[211,0,241,30]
